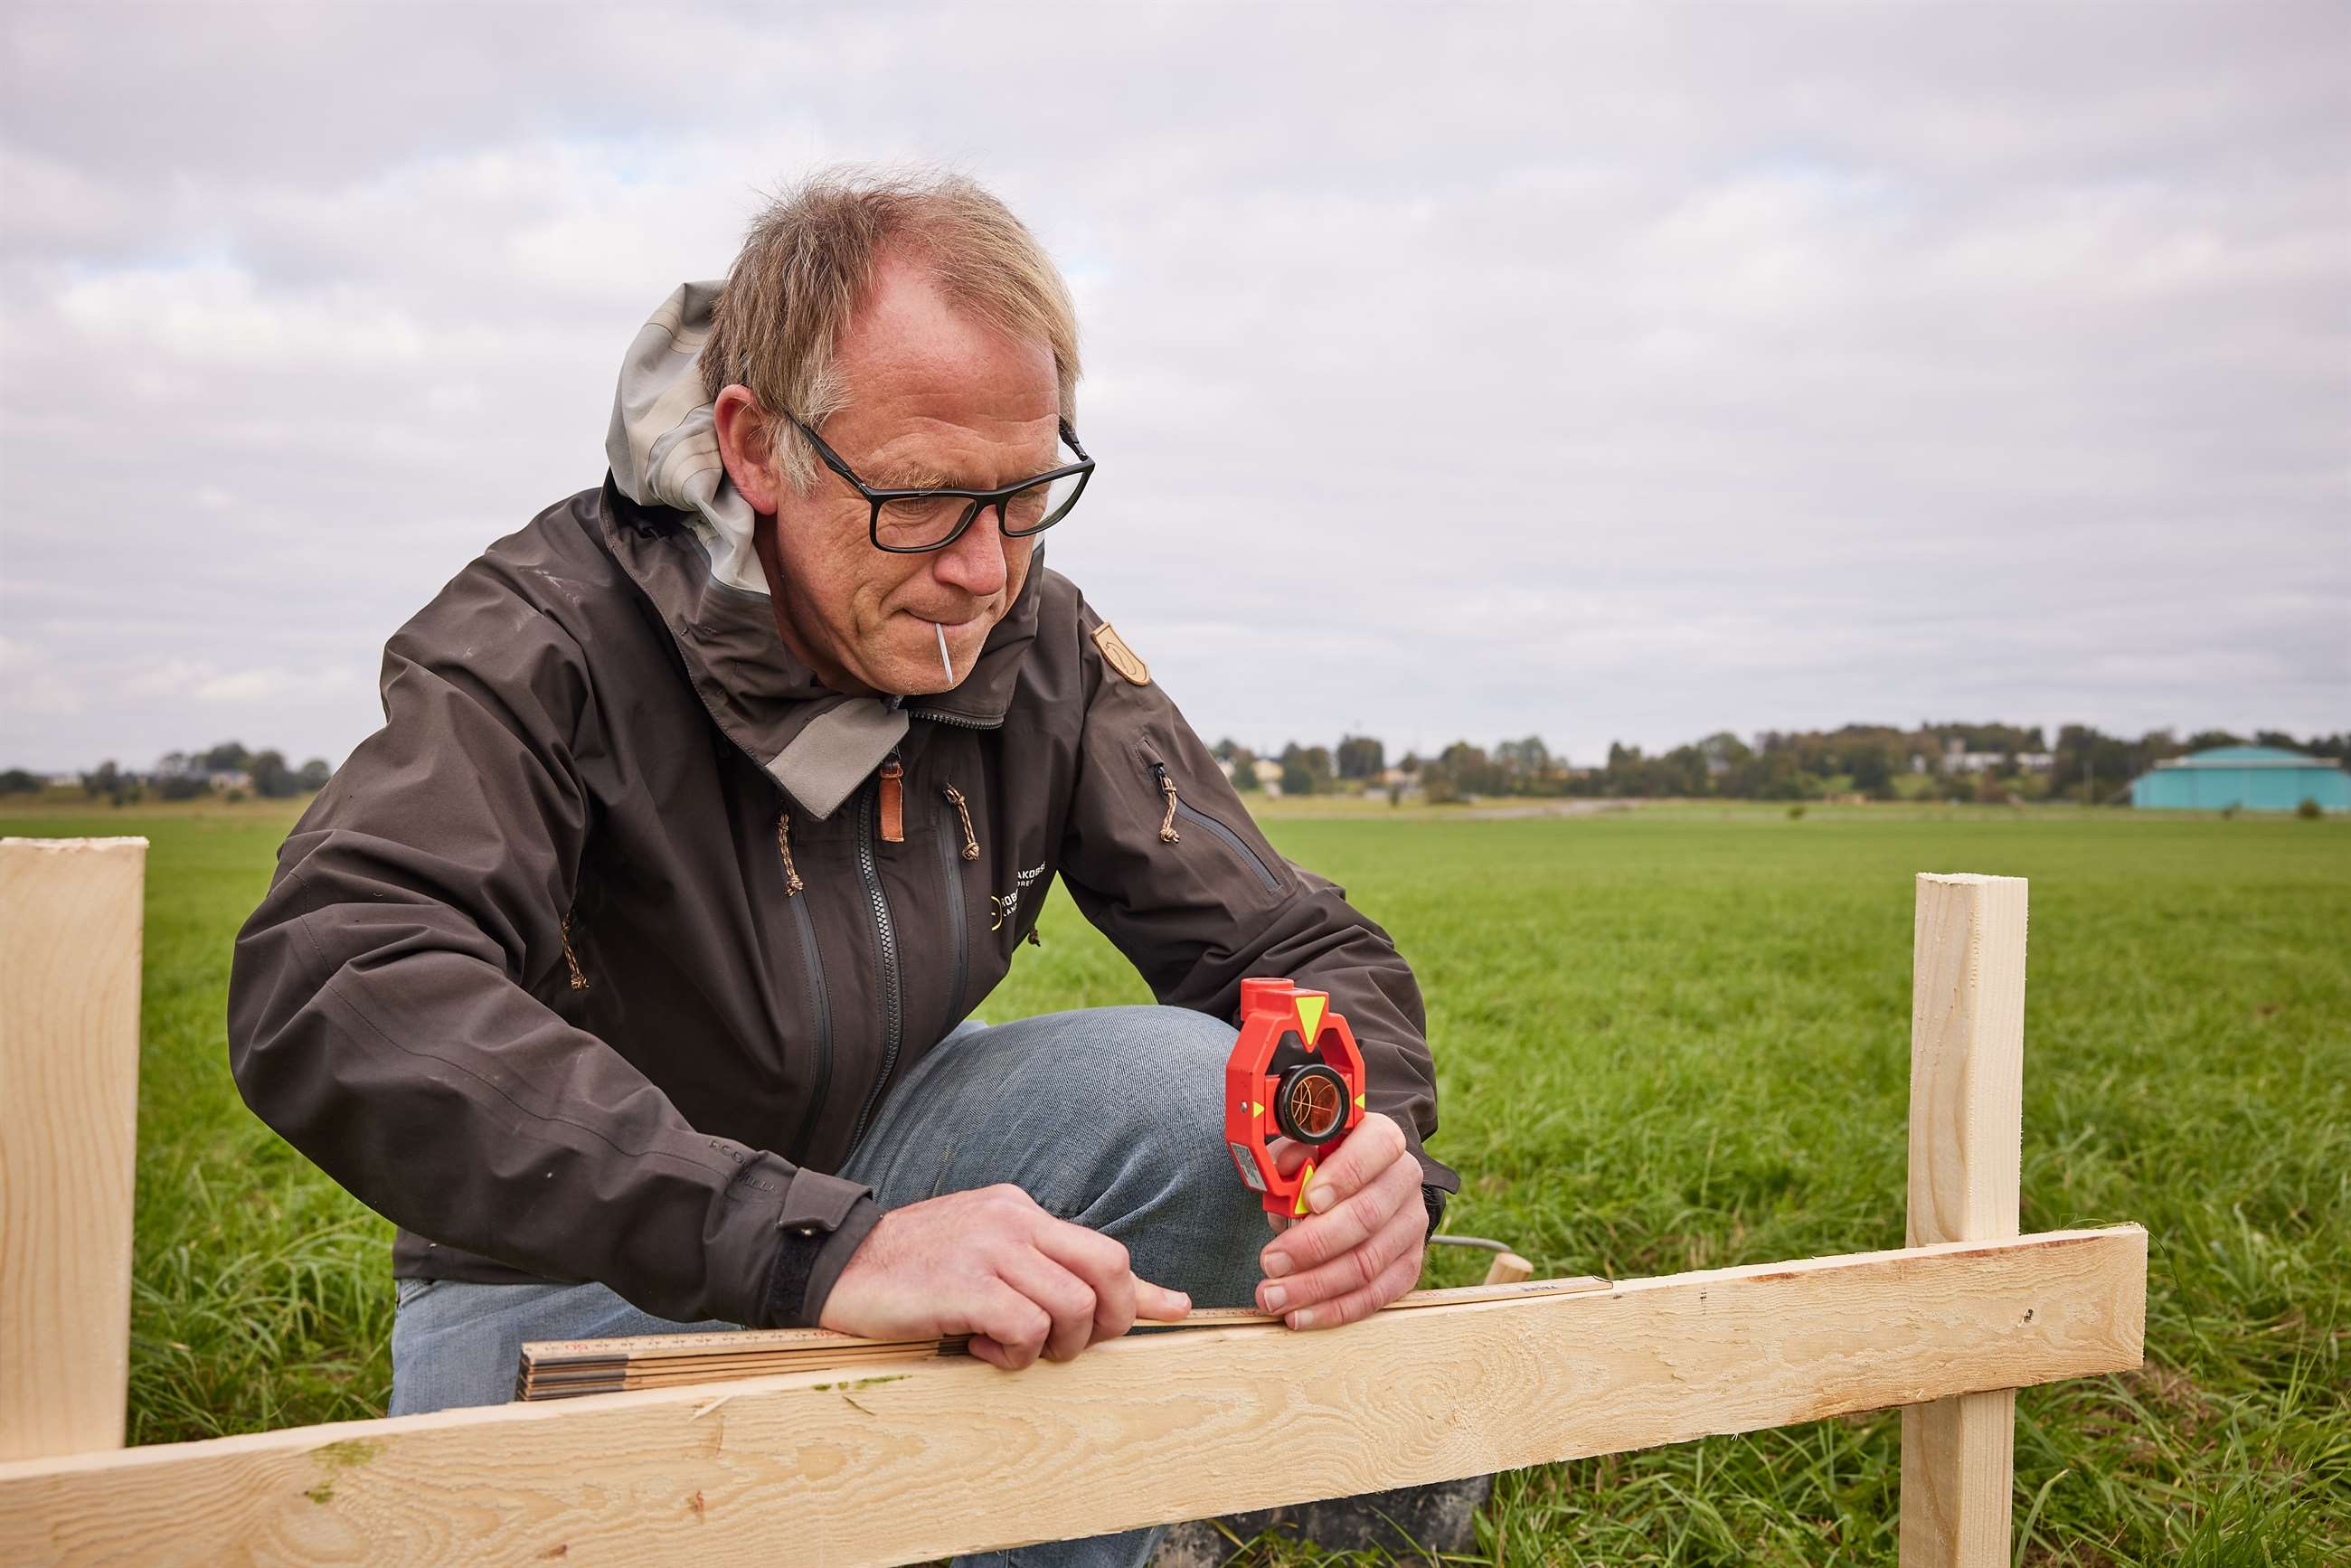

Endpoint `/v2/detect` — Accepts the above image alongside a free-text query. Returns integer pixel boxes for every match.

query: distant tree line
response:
[1208,724,2348,806]
[2,741,333,804]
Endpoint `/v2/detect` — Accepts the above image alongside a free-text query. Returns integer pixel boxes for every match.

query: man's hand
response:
[1255,1111,1426,1330]
[817,1184,1191,1370]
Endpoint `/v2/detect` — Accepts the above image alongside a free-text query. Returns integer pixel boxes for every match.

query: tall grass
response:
[6,802,2342,1562]
[996,812,2349,1563]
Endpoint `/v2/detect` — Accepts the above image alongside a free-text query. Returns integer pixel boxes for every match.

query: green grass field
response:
[5,798,2344,1563]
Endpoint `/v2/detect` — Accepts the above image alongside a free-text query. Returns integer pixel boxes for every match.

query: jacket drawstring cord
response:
[1157,770,1183,844]
[943,784,980,861]
[777,810,805,897]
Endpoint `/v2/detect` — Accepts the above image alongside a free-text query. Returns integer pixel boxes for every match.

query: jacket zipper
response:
[782,898,835,1160]
[934,794,969,1029]
[1152,761,1281,893]
[845,773,904,1156]
[775,812,835,1160]
[626,578,903,1169]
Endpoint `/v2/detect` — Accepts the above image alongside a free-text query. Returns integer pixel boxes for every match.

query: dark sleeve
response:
[1053,600,1459,1200]
[225,564,873,1327]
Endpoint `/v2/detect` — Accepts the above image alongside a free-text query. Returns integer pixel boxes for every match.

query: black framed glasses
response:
[786,411,1095,554]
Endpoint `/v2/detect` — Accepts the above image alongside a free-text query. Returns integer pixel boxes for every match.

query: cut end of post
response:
[1481,1252,1535,1287]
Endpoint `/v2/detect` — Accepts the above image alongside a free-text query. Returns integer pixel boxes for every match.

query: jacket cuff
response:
[757,1167,881,1328]
[1421,1183,1449,1240]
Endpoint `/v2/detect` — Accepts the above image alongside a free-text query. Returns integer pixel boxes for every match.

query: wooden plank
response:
[0,1227,2147,1567]
[515,1276,1615,1399]
[0,837,147,1464]
[1901,872,2028,1568]
[523,1278,1614,1366]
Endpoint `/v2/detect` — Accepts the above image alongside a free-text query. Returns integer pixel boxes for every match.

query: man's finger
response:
[1268,1136,1311,1178]
[968,1280,1052,1371]
[1285,1243,1423,1332]
[1295,1111,1408,1216]
[1132,1277,1192,1322]
[1033,1221,1143,1346]
[1258,1197,1425,1318]
[996,1250,1100,1363]
[1260,1150,1419,1279]
[1026,1217,1191,1329]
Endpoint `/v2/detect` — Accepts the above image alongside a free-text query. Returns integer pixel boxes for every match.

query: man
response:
[227,169,1456,1567]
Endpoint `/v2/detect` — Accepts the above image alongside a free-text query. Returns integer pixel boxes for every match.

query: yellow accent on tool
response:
[1355,1091,1366,1110]
[1293,1162,1317,1217]
[1295,995,1326,1038]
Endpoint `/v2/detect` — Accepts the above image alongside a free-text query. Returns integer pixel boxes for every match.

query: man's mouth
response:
[912,609,989,633]
[912,609,990,683]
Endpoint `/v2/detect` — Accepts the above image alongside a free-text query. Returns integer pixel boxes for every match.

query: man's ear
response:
[713,384,788,515]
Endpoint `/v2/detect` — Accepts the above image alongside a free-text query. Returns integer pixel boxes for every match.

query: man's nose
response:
[931,508,1009,600]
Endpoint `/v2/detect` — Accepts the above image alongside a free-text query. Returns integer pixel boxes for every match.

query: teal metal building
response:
[2129,745,2351,812]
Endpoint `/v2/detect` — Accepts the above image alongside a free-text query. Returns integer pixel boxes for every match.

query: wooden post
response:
[1480,1252,1534,1286]
[0,838,147,1463]
[1901,873,2028,1565]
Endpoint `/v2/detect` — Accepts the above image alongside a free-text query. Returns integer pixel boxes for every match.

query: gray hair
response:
[699,166,1082,491]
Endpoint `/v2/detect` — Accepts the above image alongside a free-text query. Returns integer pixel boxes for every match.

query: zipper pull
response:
[776,810,804,897]
[560,911,590,990]
[878,752,904,845]
[1153,762,1182,844]
[943,783,981,861]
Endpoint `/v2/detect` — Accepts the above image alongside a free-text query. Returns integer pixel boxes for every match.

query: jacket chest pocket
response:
[1138,741,1282,894]
[932,784,981,1026]
[776,809,836,1161]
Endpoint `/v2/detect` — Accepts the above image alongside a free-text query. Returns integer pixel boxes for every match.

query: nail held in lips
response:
[935,619,954,682]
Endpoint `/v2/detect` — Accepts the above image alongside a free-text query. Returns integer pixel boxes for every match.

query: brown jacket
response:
[225,475,1458,1329]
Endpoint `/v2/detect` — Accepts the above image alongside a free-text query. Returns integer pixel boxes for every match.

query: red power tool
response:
[1224,977,1368,1218]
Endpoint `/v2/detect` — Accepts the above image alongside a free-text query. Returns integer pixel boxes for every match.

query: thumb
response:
[1134,1279,1193,1322]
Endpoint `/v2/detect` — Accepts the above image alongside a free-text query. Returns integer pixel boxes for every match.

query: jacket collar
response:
[599,479,1042,820]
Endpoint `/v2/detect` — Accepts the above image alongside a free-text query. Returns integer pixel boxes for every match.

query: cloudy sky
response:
[3,2,2344,773]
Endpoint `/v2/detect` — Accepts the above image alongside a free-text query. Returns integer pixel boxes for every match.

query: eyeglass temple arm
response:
[788,413,873,492]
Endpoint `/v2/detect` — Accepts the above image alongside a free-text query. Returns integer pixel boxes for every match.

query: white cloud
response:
[0,634,83,722]
[191,665,363,704]
[56,262,429,366]
[120,658,213,699]
[1,2,2344,771]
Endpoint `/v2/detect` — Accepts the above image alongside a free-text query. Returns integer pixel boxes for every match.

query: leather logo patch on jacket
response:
[1091,622,1150,686]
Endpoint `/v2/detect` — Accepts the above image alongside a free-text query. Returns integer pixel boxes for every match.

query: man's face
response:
[713,251,1062,697]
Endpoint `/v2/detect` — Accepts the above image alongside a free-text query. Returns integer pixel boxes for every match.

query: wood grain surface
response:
[0,837,146,1464]
[1902,872,2029,1567]
[0,1227,2145,1567]
[515,1275,1616,1398]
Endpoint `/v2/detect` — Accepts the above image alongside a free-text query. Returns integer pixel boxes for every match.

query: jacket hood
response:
[600,281,1043,821]
[606,280,767,594]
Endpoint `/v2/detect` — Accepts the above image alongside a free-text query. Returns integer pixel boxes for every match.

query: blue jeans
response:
[390,1005,1270,1567]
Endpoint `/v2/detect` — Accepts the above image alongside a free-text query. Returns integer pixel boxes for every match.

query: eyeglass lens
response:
[873,469,1086,551]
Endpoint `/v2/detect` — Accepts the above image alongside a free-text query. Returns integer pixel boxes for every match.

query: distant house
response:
[206,770,252,791]
[2129,745,2350,812]
[1940,739,2054,774]
[1251,758,1285,798]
